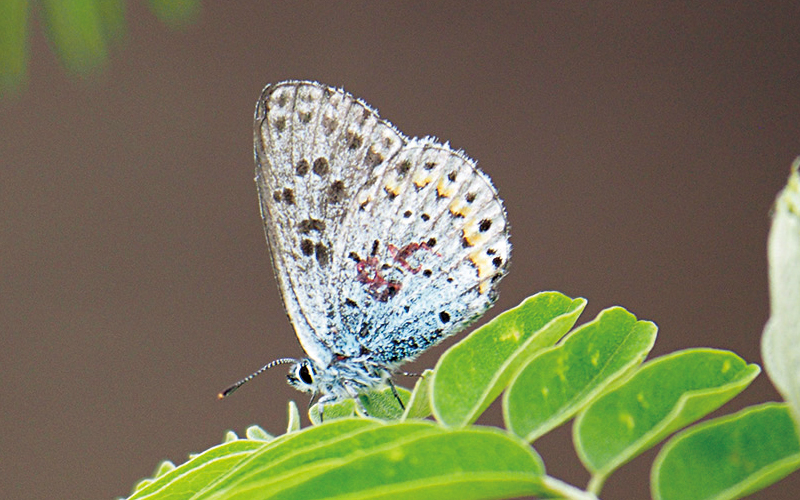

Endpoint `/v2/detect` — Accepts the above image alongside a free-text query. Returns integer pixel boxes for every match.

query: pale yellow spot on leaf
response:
[620,412,635,430]
[555,356,568,382]
[388,447,405,462]
[499,327,523,342]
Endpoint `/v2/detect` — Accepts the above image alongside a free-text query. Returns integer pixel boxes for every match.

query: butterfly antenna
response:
[218,358,297,399]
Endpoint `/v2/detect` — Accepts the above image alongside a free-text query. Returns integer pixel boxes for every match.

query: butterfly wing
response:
[329,138,511,365]
[255,81,510,369]
[254,81,405,366]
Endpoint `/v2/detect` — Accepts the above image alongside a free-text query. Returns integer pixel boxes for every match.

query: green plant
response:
[0,0,199,95]
[122,161,800,500]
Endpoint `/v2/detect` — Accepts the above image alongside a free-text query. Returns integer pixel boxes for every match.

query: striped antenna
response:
[218,358,297,399]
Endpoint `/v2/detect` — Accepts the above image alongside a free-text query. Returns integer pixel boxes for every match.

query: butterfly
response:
[220,81,510,417]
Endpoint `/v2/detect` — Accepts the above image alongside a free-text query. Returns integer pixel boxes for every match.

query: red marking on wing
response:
[356,256,402,302]
[354,240,441,302]
[388,241,438,272]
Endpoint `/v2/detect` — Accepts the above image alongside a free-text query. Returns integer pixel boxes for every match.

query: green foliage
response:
[0,0,200,95]
[401,369,434,420]
[121,289,800,499]
[0,0,29,93]
[307,386,413,425]
[653,403,800,500]
[575,349,760,492]
[431,292,586,427]
[504,306,657,442]
[126,437,267,500]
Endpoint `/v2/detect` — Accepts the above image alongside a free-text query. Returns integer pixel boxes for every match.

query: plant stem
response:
[587,473,606,495]
[541,475,600,500]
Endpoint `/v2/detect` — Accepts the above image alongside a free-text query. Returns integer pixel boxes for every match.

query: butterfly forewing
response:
[254,81,510,370]
[254,81,404,365]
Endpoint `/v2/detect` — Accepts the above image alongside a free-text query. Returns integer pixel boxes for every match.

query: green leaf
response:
[148,0,201,28]
[652,403,800,500]
[431,292,587,427]
[575,349,761,492]
[0,0,29,95]
[125,439,265,500]
[244,425,273,441]
[40,0,121,75]
[189,419,379,499]
[307,386,411,425]
[309,398,357,425]
[357,385,411,420]
[762,158,800,425]
[504,306,657,442]
[193,420,547,500]
[402,369,434,420]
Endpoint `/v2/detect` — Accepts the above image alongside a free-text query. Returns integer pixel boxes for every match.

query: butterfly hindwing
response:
[329,138,510,364]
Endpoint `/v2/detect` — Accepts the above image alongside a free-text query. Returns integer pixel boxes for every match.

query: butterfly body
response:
[250,81,510,409]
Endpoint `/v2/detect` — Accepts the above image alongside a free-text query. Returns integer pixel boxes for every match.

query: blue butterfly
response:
[220,81,510,417]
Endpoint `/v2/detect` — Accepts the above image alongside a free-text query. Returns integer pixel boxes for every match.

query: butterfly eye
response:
[299,364,314,385]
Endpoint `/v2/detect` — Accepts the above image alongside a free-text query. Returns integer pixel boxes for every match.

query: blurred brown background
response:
[2,2,799,499]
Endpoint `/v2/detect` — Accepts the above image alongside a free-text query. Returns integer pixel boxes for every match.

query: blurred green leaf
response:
[40,0,115,74]
[1,0,200,96]
[575,349,760,493]
[431,292,587,427]
[504,306,657,442]
[762,158,800,425]
[0,0,29,94]
[652,403,800,500]
[148,0,200,28]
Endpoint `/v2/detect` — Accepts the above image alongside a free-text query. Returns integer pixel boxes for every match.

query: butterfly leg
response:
[386,378,406,410]
[342,383,371,417]
[356,397,370,417]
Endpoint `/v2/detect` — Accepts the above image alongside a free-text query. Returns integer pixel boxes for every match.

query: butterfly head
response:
[284,354,391,406]
[286,358,318,393]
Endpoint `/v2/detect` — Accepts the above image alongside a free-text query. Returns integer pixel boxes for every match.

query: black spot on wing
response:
[297,110,312,123]
[346,131,363,150]
[299,219,326,234]
[296,159,310,176]
[313,157,330,176]
[300,239,314,256]
[315,243,330,267]
[328,180,346,203]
